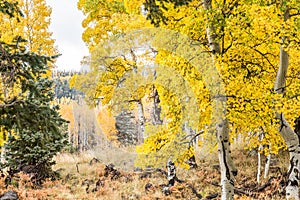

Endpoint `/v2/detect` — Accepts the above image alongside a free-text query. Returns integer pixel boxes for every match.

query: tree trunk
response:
[274,7,300,200]
[202,0,221,56]
[257,146,262,184]
[276,114,300,200]
[202,1,237,199]
[257,133,265,184]
[151,87,163,125]
[217,119,237,200]
[264,153,271,179]
[137,100,145,144]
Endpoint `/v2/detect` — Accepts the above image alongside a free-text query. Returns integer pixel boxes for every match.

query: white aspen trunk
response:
[257,133,264,184]
[257,146,262,184]
[202,1,237,199]
[217,119,237,200]
[275,7,289,94]
[137,100,145,144]
[274,8,300,200]
[202,0,221,55]
[264,153,271,179]
[276,113,300,200]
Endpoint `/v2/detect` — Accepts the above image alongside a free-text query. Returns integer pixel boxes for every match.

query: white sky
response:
[46,0,89,71]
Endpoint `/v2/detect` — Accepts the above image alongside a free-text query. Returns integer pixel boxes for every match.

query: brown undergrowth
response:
[0,148,289,199]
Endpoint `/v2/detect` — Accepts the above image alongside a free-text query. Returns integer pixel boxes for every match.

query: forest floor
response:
[0,146,289,200]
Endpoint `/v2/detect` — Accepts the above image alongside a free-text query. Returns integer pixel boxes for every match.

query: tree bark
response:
[257,132,264,184]
[151,87,163,125]
[202,0,221,56]
[202,1,237,199]
[217,119,237,200]
[274,7,300,200]
[264,153,271,179]
[137,100,145,144]
[257,146,262,184]
[276,113,300,200]
[275,8,290,94]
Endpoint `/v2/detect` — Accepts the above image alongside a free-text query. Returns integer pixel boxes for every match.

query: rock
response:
[104,164,121,180]
[0,190,18,200]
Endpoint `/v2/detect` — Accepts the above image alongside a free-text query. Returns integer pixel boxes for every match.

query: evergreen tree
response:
[0,2,67,182]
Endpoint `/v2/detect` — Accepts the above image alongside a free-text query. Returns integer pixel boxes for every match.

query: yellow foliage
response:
[59,104,76,139]
[77,0,300,167]
[96,107,118,142]
[0,0,57,58]
[78,0,151,51]
[155,0,300,155]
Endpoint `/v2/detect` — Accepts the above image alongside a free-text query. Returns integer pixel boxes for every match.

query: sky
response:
[46,0,89,71]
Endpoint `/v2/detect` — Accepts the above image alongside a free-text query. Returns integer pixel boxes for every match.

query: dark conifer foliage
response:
[0,3,67,181]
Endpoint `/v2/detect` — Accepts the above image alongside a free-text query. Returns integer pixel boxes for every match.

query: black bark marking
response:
[232,169,238,176]
[286,156,300,189]
[294,167,300,180]
[168,178,175,187]
[187,155,198,169]
[279,113,288,132]
[221,141,231,181]
[287,156,295,178]
[294,116,300,142]
[290,180,298,187]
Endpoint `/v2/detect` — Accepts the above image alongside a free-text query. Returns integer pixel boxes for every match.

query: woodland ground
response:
[0,145,289,200]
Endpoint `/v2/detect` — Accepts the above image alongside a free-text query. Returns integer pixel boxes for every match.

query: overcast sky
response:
[46,0,89,71]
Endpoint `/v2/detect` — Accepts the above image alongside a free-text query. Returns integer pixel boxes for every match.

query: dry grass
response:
[0,145,290,200]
